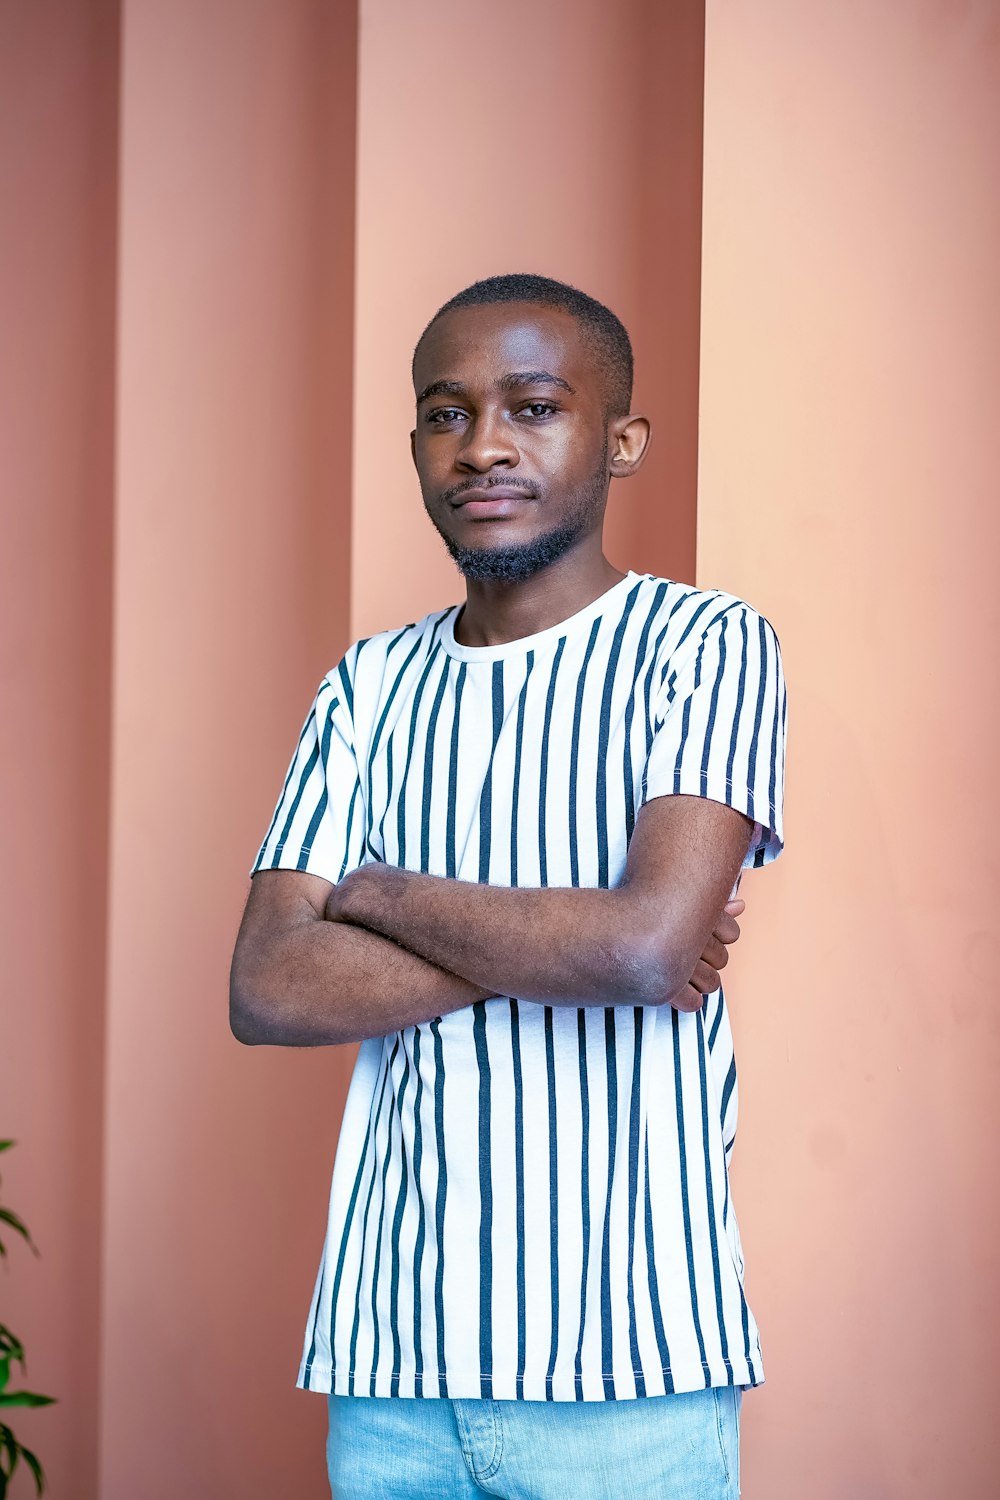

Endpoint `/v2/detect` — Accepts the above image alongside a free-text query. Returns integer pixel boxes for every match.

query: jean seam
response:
[713,1386,732,1490]
[477,1401,504,1482]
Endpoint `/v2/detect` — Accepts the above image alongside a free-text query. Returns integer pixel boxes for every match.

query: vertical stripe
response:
[699,613,730,795]
[387,1045,413,1395]
[767,628,782,821]
[671,1008,710,1382]
[696,1010,733,1379]
[543,1004,559,1396]
[725,610,751,794]
[707,990,725,1052]
[274,737,319,857]
[473,1001,493,1398]
[254,700,318,863]
[572,1008,591,1398]
[391,637,443,863]
[479,662,505,882]
[624,1009,645,1396]
[509,652,535,888]
[297,693,338,868]
[421,657,452,874]
[445,662,467,878]
[430,1017,449,1397]
[599,1007,619,1398]
[510,1000,527,1396]
[623,583,669,840]
[537,636,567,886]
[595,585,642,884]
[366,624,439,856]
[568,618,602,887]
[745,615,771,819]
[367,1048,403,1396]
[338,778,362,882]
[643,1133,674,1392]
[509,1000,527,1395]
[409,1027,427,1392]
[347,1039,399,1396]
[304,1056,391,1386]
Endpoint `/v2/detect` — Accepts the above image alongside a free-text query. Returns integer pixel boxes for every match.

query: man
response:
[230,273,787,1499]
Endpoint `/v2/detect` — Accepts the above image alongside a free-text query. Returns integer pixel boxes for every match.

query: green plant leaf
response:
[0,1394,56,1410]
[0,1212,37,1255]
[20,1443,44,1497]
[0,1331,23,1363]
[0,1143,15,1154]
[0,1428,16,1482]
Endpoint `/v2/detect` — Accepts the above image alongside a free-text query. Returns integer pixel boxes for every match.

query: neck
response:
[453,546,627,649]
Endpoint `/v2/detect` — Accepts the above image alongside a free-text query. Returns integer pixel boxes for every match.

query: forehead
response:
[413,301,601,397]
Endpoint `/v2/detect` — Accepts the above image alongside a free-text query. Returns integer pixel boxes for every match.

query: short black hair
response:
[413,272,634,417]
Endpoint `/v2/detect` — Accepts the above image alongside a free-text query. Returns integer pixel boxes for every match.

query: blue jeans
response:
[327,1386,742,1499]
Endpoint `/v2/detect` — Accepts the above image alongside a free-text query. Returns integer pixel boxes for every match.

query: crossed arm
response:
[230,793,756,1047]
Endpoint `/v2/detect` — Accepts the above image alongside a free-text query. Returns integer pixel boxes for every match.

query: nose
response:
[455,406,520,473]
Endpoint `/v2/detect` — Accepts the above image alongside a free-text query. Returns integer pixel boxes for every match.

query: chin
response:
[442,522,586,585]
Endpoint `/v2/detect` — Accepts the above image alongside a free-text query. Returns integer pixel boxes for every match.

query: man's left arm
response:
[326,793,754,1012]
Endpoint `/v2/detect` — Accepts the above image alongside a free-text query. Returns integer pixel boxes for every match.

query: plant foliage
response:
[0,1143,55,1498]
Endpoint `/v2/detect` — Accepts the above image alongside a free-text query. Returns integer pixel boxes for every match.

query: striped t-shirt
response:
[251,569,787,1402]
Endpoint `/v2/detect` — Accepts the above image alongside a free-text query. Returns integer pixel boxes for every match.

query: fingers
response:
[671,981,707,1013]
[689,957,724,994]
[672,895,749,1012]
[700,935,729,972]
[713,912,741,946]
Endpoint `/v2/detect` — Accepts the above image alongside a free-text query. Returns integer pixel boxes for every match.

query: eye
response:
[519,401,558,420]
[425,407,467,425]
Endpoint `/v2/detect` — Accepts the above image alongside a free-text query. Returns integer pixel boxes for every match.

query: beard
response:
[426,446,609,585]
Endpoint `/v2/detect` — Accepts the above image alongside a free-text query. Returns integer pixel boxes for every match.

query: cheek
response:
[530,424,604,477]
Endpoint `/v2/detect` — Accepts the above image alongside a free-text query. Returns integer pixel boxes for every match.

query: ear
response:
[410,429,417,467]
[609,414,651,478]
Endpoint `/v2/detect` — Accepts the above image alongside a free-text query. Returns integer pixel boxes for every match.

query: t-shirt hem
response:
[296,1359,765,1401]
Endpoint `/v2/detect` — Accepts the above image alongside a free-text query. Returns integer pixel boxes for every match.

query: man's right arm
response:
[229,869,495,1046]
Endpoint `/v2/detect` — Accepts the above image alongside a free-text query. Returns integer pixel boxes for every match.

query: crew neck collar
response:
[440,570,642,662]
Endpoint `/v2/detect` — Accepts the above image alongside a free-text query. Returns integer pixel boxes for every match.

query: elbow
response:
[617,929,685,1009]
[229,948,283,1045]
[229,974,268,1045]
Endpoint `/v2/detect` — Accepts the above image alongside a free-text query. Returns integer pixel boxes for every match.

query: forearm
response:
[231,908,494,1047]
[330,867,667,1008]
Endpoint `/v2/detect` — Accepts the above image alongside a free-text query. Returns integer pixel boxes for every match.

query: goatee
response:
[438,519,589,584]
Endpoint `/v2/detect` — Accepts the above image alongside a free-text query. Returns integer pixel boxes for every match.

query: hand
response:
[324,862,393,925]
[669,896,745,1013]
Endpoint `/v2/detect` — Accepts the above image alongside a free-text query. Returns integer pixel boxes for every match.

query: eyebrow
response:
[416,370,576,404]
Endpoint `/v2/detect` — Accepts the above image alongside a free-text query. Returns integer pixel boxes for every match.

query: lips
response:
[453,487,531,506]
[451,487,534,519]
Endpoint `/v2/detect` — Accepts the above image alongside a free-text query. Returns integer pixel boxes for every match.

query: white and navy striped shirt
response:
[252,570,787,1401]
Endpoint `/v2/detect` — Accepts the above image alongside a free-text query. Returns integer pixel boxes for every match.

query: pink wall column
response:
[100,3,357,1494]
[699,3,1000,1495]
[0,3,118,1494]
[348,0,705,642]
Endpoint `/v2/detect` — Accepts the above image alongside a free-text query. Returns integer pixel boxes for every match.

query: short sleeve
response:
[639,604,787,871]
[250,661,366,885]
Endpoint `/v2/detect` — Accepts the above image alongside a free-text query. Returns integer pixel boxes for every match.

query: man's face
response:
[411,302,616,583]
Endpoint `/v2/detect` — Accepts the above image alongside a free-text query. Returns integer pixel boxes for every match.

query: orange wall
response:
[698,2,1000,1495]
[349,0,703,640]
[4,2,996,1495]
[99,2,357,1495]
[0,2,118,1493]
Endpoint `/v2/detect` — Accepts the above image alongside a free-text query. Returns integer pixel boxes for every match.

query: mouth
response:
[451,487,533,519]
